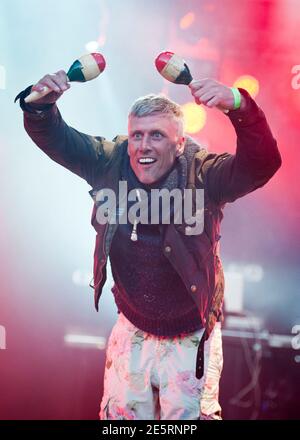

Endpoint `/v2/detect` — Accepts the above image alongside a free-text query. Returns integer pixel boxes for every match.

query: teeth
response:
[138,158,156,164]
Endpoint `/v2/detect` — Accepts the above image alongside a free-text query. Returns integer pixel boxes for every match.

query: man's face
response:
[128,113,184,185]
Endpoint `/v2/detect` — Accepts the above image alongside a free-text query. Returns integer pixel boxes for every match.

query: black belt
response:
[195,330,207,379]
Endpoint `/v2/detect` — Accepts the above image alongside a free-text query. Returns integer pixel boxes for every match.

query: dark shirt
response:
[110,220,203,337]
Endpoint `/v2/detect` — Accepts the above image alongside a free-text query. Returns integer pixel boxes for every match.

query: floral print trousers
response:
[99,312,223,420]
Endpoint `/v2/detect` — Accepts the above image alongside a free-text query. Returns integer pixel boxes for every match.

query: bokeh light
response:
[233,75,260,98]
[182,102,207,134]
[180,12,195,30]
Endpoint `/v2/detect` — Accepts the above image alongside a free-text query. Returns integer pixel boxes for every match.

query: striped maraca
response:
[155,51,192,85]
[155,51,228,113]
[25,53,106,103]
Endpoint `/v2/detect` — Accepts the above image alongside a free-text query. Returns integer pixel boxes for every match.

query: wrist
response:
[26,102,53,111]
[227,88,263,126]
[228,88,247,113]
[238,94,247,111]
[15,85,54,114]
[230,87,242,110]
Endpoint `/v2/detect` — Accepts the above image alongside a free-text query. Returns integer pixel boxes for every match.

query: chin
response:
[139,176,156,185]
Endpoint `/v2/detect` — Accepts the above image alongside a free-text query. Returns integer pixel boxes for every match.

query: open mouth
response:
[138,157,157,165]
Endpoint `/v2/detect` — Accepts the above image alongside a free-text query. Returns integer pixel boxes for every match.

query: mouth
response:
[137,157,157,166]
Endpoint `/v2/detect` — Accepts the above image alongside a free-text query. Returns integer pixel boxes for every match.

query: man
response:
[15,69,281,420]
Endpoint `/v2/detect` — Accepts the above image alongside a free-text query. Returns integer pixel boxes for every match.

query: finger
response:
[31,83,47,93]
[55,70,70,91]
[206,96,221,108]
[32,75,60,93]
[195,86,219,98]
[47,74,69,92]
[188,79,206,92]
[193,90,215,105]
[188,78,214,92]
[198,90,216,105]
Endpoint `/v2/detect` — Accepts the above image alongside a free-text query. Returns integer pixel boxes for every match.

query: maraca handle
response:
[24,86,52,103]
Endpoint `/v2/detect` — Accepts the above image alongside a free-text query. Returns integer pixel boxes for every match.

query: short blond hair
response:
[129,94,184,137]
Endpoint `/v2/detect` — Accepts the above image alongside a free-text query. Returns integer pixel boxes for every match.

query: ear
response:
[175,136,185,157]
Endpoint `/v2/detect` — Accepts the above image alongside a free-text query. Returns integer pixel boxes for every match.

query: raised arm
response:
[189,80,282,205]
[15,70,113,187]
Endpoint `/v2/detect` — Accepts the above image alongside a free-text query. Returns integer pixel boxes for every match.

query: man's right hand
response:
[29,70,71,107]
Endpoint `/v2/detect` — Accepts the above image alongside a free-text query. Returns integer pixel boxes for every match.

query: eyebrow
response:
[129,129,166,136]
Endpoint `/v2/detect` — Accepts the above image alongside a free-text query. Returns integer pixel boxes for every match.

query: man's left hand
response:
[188,79,246,111]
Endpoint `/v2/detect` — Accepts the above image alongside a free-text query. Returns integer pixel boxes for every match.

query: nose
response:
[138,134,152,153]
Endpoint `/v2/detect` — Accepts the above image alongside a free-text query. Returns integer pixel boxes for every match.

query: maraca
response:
[25,53,106,103]
[155,51,193,85]
[155,51,228,113]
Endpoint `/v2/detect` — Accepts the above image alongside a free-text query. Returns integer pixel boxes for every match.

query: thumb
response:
[32,84,46,93]
[188,79,196,89]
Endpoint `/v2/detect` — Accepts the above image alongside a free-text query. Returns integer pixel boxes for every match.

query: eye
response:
[152,131,163,139]
[132,132,142,140]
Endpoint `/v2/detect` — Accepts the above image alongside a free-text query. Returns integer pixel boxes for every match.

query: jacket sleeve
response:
[200,88,282,205]
[15,86,113,187]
